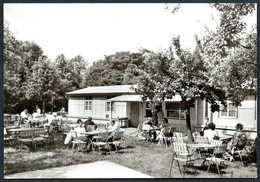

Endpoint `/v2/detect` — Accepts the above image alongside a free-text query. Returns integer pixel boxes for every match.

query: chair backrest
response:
[173,142,188,154]
[211,139,222,146]
[173,137,184,143]
[192,132,201,140]
[87,125,96,131]
[34,128,46,137]
[113,130,124,140]
[18,130,35,138]
[214,144,227,155]
[195,136,209,144]
[142,124,151,131]
[97,132,111,142]
[161,126,171,136]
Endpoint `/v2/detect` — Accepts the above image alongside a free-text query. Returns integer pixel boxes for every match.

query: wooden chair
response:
[192,132,201,141]
[195,136,209,144]
[92,132,111,154]
[4,128,16,147]
[17,130,35,150]
[33,128,47,148]
[108,130,125,153]
[158,126,172,147]
[205,144,228,176]
[169,142,198,178]
[137,124,152,142]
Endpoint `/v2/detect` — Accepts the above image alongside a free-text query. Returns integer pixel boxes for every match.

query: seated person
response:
[203,122,219,143]
[84,117,97,131]
[156,118,172,141]
[231,123,247,151]
[64,119,86,146]
[20,109,29,124]
[106,119,118,132]
[143,117,154,126]
[74,119,87,141]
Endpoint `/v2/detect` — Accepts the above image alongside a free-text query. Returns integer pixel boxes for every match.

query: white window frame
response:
[219,103,237,118]
[106,101,111,112]
[85,97,92,111]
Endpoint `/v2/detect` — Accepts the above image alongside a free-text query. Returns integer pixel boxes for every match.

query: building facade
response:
[66,85,257,137]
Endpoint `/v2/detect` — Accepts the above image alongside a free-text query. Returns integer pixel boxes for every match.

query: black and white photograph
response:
[3,2,257,179]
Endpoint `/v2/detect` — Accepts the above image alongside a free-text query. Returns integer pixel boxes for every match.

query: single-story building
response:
[66,85,257,138]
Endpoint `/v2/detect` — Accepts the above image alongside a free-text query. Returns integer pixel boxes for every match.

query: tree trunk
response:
[42,100,45,116]
[186,107,193,142]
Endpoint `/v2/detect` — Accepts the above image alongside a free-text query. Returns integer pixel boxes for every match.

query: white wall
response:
[68,96,85,117]
[113,102,128,118]
[212,96,257,130]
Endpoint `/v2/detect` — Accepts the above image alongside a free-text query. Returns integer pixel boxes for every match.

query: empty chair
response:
[92,132,111,154]
[169,142,198,177]
[205,144,228,176]
[158,126,172,147]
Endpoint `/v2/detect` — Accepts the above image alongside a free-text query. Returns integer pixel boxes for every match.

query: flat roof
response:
[108,94,182,102]
[66,85,137,96]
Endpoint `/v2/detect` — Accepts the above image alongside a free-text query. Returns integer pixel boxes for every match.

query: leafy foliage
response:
[84,52,145,86]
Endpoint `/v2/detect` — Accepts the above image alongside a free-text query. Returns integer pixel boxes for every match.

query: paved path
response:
[5,161,153,179]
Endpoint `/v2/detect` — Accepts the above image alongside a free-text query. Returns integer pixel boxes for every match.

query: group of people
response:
[139,117,173,142]
[64,117,119,150]
[20,106,42,127]
[202,122,249,155]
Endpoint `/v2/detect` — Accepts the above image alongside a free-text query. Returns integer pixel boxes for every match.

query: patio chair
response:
[17,130,35,150]
[169,142,198,178]
[4,128,16,147]
[158,126,172,147]
[33,128,47,148]
[137,124,152,142]
[172,137,185,143]
[231,135,248,164]
[194,136,209,144]
[205,144,228,176]
[108,130,125,153]
[192,131,201,141]
[92,132,111,154]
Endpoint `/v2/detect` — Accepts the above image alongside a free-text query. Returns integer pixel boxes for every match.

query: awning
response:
[108,94,182,102]
[108,95,143,102]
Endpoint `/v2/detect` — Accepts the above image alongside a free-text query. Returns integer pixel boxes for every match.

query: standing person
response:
[203,122,219,143]
[156,107,164,126]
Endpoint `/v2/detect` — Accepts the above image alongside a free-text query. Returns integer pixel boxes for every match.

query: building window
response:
[106,101,114,112]
[166,102,185,119]
[85,96,92,111]
[145,102,152,117]
[85,101,92,111]
[106,101,111,112]
[220,103,237,118]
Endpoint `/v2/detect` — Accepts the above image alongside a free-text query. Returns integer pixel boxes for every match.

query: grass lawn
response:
[4,132,257,178]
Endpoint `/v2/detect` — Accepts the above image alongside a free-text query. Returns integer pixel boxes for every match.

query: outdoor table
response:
[219,134,233,141]
[187,143,217,158]
[9,127,43,135]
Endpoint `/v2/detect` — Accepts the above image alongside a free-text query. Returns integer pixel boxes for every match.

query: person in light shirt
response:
[106,119,118,132]
[203,122,219,143]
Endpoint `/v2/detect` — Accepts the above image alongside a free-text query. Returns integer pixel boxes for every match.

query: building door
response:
[130,102,139,127]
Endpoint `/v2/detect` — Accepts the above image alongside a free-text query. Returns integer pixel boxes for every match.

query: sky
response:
[4,3,256,65]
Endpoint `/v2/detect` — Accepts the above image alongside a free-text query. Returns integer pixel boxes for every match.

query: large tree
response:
[23,58,59,114]
[4,21,46,113]
[135,3,256,141]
